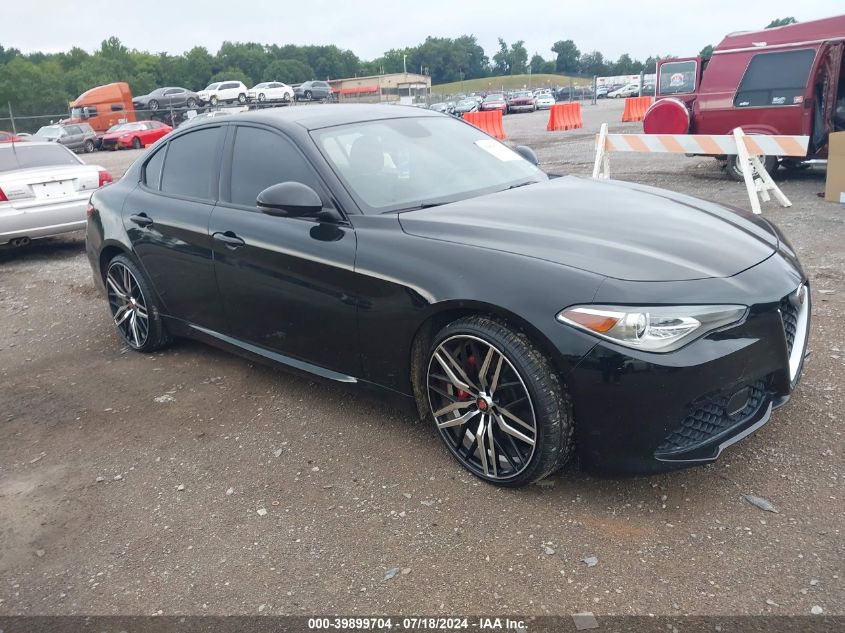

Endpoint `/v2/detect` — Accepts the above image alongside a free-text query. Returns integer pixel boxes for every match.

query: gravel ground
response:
[0,99,842,618]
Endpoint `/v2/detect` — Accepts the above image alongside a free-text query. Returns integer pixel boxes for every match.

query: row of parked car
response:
[0,120,174,153]
[429,89,559,117]
[132,80,333,111]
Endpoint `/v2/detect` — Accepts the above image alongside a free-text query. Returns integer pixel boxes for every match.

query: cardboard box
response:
[825,131,845,203]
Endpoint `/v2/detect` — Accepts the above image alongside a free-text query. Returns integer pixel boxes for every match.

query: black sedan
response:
[85,105,810,486]
[132,87,200,112]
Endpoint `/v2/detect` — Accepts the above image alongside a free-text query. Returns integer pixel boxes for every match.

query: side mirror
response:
[257,182,323,217]
[514,145,539,166]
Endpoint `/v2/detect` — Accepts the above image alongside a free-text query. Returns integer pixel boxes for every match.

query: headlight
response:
[556,304,747,352]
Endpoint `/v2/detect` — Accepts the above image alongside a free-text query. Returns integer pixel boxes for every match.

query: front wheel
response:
[421,316,573,486]
[726,154,778,182]
[105,255,169,353]
[210,96,218,106]
[304,90,312,101]
[258,93,266,102]
[132,137,142,150]
[148,99,159,111]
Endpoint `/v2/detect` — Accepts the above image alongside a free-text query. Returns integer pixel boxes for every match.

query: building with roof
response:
[328,73,430,105]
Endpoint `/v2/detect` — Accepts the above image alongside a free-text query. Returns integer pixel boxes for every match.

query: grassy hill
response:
[433,73,588,95]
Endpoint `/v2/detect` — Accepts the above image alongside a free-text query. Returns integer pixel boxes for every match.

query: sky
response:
[5,0,843,63]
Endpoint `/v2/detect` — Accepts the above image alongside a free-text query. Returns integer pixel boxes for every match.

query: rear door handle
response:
[212,231,246,249]
[129,213,153,227]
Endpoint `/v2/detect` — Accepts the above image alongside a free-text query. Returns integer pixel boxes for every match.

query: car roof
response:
[219,103,441,131]
[0,140,66,148]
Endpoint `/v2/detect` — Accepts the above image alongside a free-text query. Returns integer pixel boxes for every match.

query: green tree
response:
[509,40,528,75]
[699,44,714,59]
[766,17,797,28]
[263,59,314,83]
[530,53,546,74]
[551,40,580,73]
[578,51,606,76]
[492,38,510,75]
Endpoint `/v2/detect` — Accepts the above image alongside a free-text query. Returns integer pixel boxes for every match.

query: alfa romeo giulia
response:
[86,105,810,486]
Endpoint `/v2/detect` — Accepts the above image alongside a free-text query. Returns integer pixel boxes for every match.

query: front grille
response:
[779,296,799,355]
[656,379,768,454]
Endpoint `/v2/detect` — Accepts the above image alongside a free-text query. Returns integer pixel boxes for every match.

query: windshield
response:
[484,94,504,102]
[312,116,545,214]
[0,144,81,172]
[205,83,220,90]
[35,125,63,138]
[253,83,268,89]
[457,100,475,107]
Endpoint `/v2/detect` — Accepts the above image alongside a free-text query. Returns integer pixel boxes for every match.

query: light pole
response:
[403,54,407,74]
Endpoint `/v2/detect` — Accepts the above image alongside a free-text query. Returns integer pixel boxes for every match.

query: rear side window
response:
[227,126,322,208]
[734,49,816,107]
[160,127,223,200]
[144,146,166,189]
[659,61,697,95]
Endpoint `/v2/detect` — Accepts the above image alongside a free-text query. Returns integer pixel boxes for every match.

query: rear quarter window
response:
[734,49,816,107]
[659,61,697,95]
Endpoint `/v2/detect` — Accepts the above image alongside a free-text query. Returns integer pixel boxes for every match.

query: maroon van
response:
[644,14,845,179]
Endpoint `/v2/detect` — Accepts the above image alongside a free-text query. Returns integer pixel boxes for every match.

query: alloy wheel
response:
[106,261,150,349]
[427,334,537,480]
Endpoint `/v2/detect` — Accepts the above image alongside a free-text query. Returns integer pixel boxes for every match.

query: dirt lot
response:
[0,99,843,618]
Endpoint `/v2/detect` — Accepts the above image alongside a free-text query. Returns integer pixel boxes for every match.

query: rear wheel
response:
[422,316,573,487]
[84,139,94,153]
[186,97,197,109]
[105,255,169,353]
[238,93,247,104]
[726,154,778,182]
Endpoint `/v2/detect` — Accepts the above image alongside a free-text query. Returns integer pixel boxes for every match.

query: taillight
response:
[0,186,7,202]
[86,203,95,218]
[98,170,114,187]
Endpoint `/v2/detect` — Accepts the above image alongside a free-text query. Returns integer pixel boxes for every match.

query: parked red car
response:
[507,91,537,113]
[100,120,172,150]
[480,93,508,113]
[0,131,23,143]
[645,14,845,179]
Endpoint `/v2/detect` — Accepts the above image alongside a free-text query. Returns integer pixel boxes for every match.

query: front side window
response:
[228,126,323,208]
[734,49,816,107]
[312,116,546,214]
[160,126,223,200]
[659,61,697,95]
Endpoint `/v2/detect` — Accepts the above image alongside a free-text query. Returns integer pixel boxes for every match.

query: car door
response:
[61,125,80,150]
[167,88,186,108]
[208,123,360,376]
[122,124,228,331]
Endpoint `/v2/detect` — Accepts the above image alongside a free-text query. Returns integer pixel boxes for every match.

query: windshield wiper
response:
[505,180,540,191]
[392,201,450,213]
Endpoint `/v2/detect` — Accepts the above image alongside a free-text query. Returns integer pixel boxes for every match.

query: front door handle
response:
[212,231,246,249]
[129,213,153,227]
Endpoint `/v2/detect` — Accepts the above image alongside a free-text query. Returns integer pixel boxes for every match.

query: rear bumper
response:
[0,197,89,243]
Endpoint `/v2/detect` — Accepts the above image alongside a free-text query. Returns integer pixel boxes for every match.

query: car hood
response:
[397,176,778,282]
[103,131,132,140]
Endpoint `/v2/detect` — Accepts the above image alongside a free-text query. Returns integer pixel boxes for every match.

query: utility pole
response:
[403,54,407,74]
[8,102,16,134]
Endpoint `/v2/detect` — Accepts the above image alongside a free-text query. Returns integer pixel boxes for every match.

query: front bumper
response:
[565,254,810,475]
[508,103,535,111]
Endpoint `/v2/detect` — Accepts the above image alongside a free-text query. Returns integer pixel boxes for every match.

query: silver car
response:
[33,123,98,153]
[0,142,112,246]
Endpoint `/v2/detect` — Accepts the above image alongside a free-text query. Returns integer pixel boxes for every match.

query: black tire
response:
[420,315,573,487]
[105,254,169,353]
[726,154,778,182]
[148,99,159,111]
[258,93,266,102]
[84,139,95,153]
[210,96,218,106]
[304,90,312,101]
[186,97,197,109]
[238,93,247,104]
[132,137,142,150]
[282,93,291,103]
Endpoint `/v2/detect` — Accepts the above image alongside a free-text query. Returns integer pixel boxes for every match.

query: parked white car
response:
[535,93,556,109]
[608,83,640,98]
[197,81,248,106]
[0,142,112,246]
[248,82,295,103]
